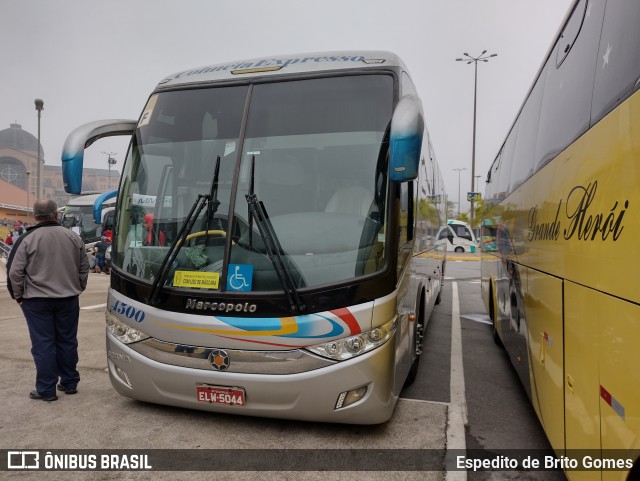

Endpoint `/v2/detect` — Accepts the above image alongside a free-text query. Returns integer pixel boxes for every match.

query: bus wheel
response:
[435,262,445,305]
[405,291,426,386]
[490,286,502,347]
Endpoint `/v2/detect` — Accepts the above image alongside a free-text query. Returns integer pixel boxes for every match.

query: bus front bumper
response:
[106,331,399,425]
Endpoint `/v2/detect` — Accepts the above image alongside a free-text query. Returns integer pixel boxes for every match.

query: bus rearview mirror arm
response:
[61,119,137,194]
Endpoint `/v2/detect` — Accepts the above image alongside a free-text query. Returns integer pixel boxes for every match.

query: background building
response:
[0,123,120,221]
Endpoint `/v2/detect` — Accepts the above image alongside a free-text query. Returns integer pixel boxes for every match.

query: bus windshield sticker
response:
[173,270,220,289]
[227,264,253,292]
[137,94,158,128]
[224,141,236,157]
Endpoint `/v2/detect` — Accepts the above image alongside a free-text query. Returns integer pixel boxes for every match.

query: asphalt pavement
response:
[0,261,459,481]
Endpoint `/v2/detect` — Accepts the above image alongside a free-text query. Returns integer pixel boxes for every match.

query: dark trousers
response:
[21,297,81,396]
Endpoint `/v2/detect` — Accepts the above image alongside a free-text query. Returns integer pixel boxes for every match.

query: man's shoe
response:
[29,390,58,402]
[56,384,78,395]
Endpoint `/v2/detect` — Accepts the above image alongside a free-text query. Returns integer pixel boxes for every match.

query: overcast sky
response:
[2,0,573,210]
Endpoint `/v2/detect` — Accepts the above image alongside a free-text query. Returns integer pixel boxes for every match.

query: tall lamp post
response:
[103,152,118,189]
[34,99,44,201]
[456,51,497,226]
[26,171,31,209]
[452,167,466,217]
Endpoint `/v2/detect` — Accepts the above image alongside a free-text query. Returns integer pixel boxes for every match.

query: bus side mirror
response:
[61,119,137,194]
[389,95,424,182]
[93,191,118,224]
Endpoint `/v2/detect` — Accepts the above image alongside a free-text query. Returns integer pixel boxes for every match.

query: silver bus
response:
[61,191,116,249]
[61,51,447,424]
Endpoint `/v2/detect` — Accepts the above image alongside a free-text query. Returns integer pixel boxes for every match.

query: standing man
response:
[7,200,90,402]
[93,236,110,274]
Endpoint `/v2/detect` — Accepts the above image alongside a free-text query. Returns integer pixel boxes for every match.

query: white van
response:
[436,219,478,253]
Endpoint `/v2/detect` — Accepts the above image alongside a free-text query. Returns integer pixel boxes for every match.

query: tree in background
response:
[446,201,457,220]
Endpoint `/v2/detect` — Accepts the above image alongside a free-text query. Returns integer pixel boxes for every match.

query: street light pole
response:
[26,171,31,209]
[456,51,497,226]
[452,168,466,217]
[103,152,118,189]
[34,99,44,201]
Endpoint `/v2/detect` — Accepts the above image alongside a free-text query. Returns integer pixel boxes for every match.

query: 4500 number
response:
[111,300,145,323]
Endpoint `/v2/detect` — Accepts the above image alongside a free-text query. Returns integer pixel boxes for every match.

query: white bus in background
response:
[436,219,478,253]
[60,51,448,424]
[61,191,116,248]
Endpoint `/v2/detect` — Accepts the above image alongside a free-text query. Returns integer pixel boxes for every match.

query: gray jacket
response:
[7,221,90,300]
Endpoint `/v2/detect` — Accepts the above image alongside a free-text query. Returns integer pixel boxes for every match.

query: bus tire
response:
[490,285,502,347]
[405,290,426,387]
[435,262,445,305]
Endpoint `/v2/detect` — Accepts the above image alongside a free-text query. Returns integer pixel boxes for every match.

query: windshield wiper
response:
[148,194,208,306]
[204,155,222,242]
[246,193,305,312]
[149,156,223,306]
[245,157,304,312]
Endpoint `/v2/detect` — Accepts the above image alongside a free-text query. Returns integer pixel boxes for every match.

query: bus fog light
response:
[115,366,132,388]
[306,318,397,361]
[335,386,367,409]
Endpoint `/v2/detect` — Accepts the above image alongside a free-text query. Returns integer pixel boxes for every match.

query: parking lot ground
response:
[0,266,453,481]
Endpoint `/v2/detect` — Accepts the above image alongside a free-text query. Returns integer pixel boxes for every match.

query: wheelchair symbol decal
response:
[227,264,253,292]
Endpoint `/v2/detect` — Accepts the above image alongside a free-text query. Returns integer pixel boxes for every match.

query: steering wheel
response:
[185,229,227,245]
[185,229,226,241]
[180,229,227,247]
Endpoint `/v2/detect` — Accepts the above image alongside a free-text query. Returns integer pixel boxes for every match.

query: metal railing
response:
[0,203,31,212]
[0,240,10,259]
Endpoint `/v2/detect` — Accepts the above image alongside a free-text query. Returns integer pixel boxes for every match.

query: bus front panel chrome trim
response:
[129,338,336,374]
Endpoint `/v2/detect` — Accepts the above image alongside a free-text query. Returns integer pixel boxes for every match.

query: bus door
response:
[565,283,640,480]
[522,267,564,454]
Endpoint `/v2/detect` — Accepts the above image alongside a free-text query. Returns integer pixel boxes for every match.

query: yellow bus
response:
[481,0,640,479]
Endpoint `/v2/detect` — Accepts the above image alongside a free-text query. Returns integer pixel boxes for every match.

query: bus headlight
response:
[106,312,150,344]
[305,318,397,361]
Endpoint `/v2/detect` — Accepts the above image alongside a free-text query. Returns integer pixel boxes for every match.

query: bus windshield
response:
[114,74,393,292]
[62,205,100,244]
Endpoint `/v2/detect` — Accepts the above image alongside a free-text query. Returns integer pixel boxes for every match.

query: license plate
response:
[196,384,245,406]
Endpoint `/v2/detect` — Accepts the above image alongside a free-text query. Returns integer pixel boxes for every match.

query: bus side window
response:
[510,78,544,190]
[498,124,518,197]
[399,181,414,244]
[437,227,449,241]
[555,0,586,68]
[591,0,640,123]
[454,225,473,242]
[534,0,605,169]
